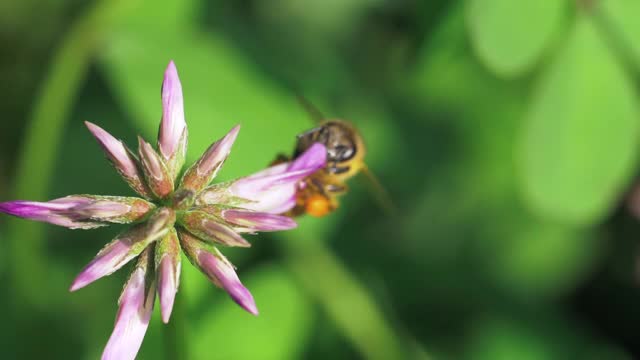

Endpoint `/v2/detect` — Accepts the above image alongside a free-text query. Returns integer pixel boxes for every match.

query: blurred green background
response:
[2,0,640,359]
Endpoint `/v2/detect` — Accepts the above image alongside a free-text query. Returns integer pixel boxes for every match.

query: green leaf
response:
[467,316,631,360]
[467,0,565,77]
[485,217,599,299]
[520,15,639,226]
[190,265,313,360]
[598,0,640,70]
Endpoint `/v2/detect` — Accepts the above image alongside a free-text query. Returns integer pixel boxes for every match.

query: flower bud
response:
[66,195,154,223]
[158,61,187,180]
[102,248,155,360]
[70,208,175,291]
[85,122,152,199]
[180,125,240,193]
[138,137,174,199]
[155,228,181,323]
[0,198,103,229]
[179,230,257,315]
[180,211,250,247]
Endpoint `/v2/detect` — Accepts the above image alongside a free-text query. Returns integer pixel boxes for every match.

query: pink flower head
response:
[0,60,327,359]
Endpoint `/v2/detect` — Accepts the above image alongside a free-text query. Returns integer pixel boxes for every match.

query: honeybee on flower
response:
[0,61,326,360]
[273,95,395,218]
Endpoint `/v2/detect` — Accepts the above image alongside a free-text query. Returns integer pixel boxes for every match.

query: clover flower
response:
[0,61,326,360]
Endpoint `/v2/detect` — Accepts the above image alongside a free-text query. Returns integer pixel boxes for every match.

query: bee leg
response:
[325,183,348,195]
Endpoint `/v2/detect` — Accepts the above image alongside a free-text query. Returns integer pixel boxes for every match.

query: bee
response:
[275,96,394,218]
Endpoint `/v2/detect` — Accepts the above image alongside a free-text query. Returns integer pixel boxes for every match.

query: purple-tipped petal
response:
[219,143,327,214]
[71,196,155,223]
[179,230,257,315]
[287,142,327,172]
[0,199,79,217]
[264,198,297,215]
[85,122,138,178]
[155,229,181,323]
[157,256,179,323]
[198,125,240,177]
[102,250,155,360]
[70,239,131,291]
[198,250,258,315]
[0,196,154,228]
[181,125,240,192]
[85,122,152,198]
[159,61,187,162]
[138,137,173,199]
[70,208,175,291]
[180,211,250,247]
[222,209,297,232]
[0,199,103,229]
[138,137,164,179]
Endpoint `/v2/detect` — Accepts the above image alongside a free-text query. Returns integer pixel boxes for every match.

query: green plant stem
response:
[164,282,189,360]
[7,0,126,309]
[280,235,418,360]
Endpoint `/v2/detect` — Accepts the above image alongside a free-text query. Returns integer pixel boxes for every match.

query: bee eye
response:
[331,144,354,161]
[340,147,354,160]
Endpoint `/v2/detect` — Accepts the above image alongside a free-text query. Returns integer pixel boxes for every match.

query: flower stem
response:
[164,280,189,360]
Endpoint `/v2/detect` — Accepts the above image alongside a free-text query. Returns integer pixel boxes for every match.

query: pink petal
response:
[197,251,258,315]
[69,239,133,291]
[155,229,181,324]
[242,162,289,179]
[236,183,298,214]
[0,199,104,229]
[157,256,180,323]
[70,209,174,291]
[225,143,327,213]
[178,231,257,315]
[85,122,151,198]
[181,211,250,247]
[222,209,297,232]
[264,197,297,215]
[197,125,240,176]
[85,122,139,179]
[138,137,165,180]
[138,136,173,199]
[181,125,240,192]
[159,60,186,161]
[102,266,155,360]
[287,142,327,172]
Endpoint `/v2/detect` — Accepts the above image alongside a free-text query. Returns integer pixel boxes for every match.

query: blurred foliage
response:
[2,0,640,359]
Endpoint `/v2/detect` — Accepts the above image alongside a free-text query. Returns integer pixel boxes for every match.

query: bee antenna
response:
[295,94,326,124]
[360,164,399,217]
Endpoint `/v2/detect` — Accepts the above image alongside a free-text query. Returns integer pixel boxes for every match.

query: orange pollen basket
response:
[304,194,331,217]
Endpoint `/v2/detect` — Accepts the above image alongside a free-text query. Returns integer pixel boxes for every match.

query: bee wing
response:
[359,164,399,217]
[296,94,326,124]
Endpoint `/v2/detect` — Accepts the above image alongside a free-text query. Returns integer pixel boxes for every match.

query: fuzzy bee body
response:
[281,120,367,217]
